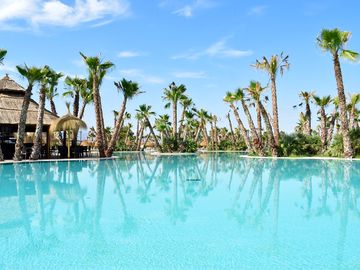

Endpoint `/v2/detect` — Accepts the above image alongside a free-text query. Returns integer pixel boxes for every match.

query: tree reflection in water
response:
[2,154,360,268]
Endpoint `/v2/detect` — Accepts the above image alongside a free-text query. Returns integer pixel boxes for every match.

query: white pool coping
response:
[0,151,359,165]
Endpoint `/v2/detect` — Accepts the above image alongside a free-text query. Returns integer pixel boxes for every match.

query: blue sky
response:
[1,0,360,133]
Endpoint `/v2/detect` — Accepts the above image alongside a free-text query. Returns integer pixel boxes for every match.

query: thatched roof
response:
[0,74,25,93]
[0,74,58,126]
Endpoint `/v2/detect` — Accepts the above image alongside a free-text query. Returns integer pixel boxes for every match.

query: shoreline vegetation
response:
[0,28,359,162]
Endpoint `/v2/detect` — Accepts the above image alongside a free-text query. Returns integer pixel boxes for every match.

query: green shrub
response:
[161,136,197,153]
[327,128,360,157]
[279,132,322,156]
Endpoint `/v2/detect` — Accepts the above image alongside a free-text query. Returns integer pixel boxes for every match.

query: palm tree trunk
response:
[210,120,214,150]
[195,126,201,142]
[320,107,328,152]
[14,85,33,161]
[146,118,162,152]
[106,97,127,157]
[178,108,186,139]
[50,98,57,115]
[78,100,87,120]
[328,107,337,145]
[259,102,278,157]
[271,76,280,146]
[92,76,106,157]
[30,87,46,160]
[241,100,264,156]
[226,113,236,144]
[333,54,353,158]
[124,124,131,146]
[173,102,177,140]
[305,101,312,135]
[202,125,209,147]
[256,101,262,142]
[230,104,252,151]
[73,92,80,117]
[136,124,144,151]
[349,108,355,130]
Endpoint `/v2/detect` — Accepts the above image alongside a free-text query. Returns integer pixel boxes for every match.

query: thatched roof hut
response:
[0,74,58,159]
[0,74,58,125]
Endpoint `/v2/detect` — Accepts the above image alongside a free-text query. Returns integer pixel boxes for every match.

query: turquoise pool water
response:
[0,153,359,269]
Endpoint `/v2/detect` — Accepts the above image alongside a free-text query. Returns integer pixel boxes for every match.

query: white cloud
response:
[117,51,142,58]
[0,0,130,30]
[171,0,217,17]
[172,38,253,60]
[248,5,267,16]
[173,71,207,79]
[119,69,165,84]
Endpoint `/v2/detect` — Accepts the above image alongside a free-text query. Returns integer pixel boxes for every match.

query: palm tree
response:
[163,82,187,140]
[31,67,63,160]
[80,52,114,157]
[348,93,360,129]
[136,104,162,152]
[295,112,307,133]
[194,108,211,147]
[106,79,142,157]
[223,92,252,151]
[78,80,93,120]
[253,52,290,146]
[155,114,171,142]
[13,65,43,161]
[328,97,339,144]
[317,28,359,158]
[0,49,7,161]
[247,81,278,157]
[236,87,264,155]
[297,91,314,135]
[313,95,332,152]
[63,76,87,118]
[45,70,63,115]
[178,96,193,139]
[226,112,236,145]
[112,110,119,127]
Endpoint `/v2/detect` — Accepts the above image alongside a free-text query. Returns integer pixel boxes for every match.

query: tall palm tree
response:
[45,69,63,115]
[194,108,212,147]
[0,49,7,161]
[348,93,360,129]
[31,67,63,160]
[155,114,171,142]
[328,97,339,144]
[297,91,314,135]
[13,65,43,161]
[162,82,187,140]
[106,79,142,157]
[226,112,236,144]
[317,28,358,158]
[247,81,278,157]
[78,80,93,120]
[253,52,290,146]
[136,104,162,152]
[313,95,332,152]
[63,76,87,118]
[240,86,266,154]
[223,92,252,151]
[295,112,307,133]
[178,96,193,139]
[80,52,114,157]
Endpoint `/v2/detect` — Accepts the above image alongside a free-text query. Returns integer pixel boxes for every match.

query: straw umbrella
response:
[50,105,87,158]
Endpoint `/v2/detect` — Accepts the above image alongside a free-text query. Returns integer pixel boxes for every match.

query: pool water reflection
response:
[0,153,360,269]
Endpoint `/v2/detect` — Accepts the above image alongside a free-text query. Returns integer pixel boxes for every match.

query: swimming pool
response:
[0,153,359,269]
